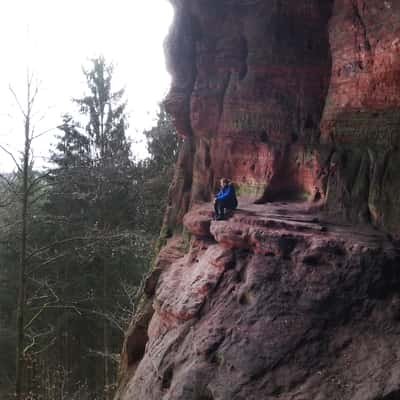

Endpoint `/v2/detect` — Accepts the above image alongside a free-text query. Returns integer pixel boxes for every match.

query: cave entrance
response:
[256,150,313,204]
[258,183,312,203]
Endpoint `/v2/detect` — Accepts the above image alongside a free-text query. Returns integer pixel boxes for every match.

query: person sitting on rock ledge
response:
[214,178,238,220]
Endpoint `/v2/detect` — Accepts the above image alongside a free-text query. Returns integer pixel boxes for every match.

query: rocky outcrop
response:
[116,201,399,400]
[163,0,334,222]
[115,1,400,399]
[162,0,400,238]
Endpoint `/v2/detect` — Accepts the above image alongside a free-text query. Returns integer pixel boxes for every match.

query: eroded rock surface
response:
[115,1,400,399]
[321,0,400,235]
[162,0,400,238]
[116,202,399,400]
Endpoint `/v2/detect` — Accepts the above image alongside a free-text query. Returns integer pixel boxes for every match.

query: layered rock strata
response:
[163,0,334,218]
[321,0,400,235]
[163,0,400,238]
[115,1,400,399]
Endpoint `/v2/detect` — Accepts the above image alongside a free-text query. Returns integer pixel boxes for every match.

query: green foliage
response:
[141,105,181,234]
[0,57,180,399]
[144,106,180,171]
[36,57,147,398]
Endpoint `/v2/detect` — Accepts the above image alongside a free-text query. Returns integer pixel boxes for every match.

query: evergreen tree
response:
[141,105,181,233]
[42,57,145,399]
[76,57,131,169]
[0,60,180,400]
[144,105,180,173]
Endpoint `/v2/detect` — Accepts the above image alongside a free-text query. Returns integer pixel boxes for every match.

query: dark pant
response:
[214,199,232,218]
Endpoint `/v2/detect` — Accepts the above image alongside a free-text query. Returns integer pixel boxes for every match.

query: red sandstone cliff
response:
[115,1,400,399]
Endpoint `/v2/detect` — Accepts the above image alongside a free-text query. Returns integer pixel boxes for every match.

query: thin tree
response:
[0,69,61,399]
[0,70,39,400]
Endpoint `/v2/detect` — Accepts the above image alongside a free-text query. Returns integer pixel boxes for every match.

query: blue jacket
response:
[215,184,238,208]
[216,185,233,200]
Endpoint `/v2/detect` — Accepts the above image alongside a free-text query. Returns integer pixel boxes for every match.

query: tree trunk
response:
[15,101,31,400]
[103,258,110,399]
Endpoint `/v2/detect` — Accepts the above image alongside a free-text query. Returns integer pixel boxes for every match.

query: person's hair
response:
[220,178,230,185]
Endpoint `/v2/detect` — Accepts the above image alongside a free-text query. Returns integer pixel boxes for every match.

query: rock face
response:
[115,1,400,399]
[162,0,400,237]
[116,202,400,400]
[164,0,333,213]
[321,0,400,235]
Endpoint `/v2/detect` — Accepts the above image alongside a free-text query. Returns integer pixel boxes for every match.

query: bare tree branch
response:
[24,278,60,330]
[27,252,69,275]
[26,236,94,261]
[31,124,60,141]
[27,170,53,193]
[9,85,27,119]
[31,336,57,356]
[29,83,39,111]
[24,326,55,355]
[0,144,22,173]
[0,172,16,189]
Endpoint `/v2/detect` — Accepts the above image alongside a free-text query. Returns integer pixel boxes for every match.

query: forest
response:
[0,56,180,400]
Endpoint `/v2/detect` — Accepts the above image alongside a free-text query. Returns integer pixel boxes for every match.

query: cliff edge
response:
[115,1,400,399]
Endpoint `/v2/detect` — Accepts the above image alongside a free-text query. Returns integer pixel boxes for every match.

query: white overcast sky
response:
[0,0,174,172]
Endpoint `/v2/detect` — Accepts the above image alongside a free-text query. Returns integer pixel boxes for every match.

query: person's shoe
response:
[216,215,225,221]
[225,209,234,218]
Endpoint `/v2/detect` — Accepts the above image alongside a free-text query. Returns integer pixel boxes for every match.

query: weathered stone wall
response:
[165,0,333,211]
[115,1,400,399]
[115,202,400,400]
[164,0,400,237]
[321,0,400,235]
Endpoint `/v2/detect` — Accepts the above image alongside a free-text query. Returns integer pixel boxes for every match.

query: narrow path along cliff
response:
[115,197,400,400]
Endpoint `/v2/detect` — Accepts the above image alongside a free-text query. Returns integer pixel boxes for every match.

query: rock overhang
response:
[115,1,400,399]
